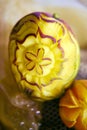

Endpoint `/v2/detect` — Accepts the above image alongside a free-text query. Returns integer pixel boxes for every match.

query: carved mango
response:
[9,12,80,101]
[59,80,87,130]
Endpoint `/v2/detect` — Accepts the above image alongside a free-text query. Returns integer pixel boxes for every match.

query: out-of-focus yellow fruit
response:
[59,80,87,130]
[9,12,80,101]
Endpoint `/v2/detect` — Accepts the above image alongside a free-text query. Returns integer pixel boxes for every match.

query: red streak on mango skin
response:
[56,18,74,36]
[38,27,56,43]
[32,12,53,19]
[57,39,64,57]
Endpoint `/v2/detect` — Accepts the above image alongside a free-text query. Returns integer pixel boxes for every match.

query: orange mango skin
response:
[59,80,87,130]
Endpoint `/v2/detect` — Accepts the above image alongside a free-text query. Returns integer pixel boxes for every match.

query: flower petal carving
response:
[41,58,52,66]
[25,48,52,75]
[36,65,43,75]
[37,48,44,60]
[26,61,35,70]
[25,52,36,61]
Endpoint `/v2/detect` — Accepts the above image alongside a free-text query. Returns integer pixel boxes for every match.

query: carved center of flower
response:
[25,48,52,75]
[15,39,64,86]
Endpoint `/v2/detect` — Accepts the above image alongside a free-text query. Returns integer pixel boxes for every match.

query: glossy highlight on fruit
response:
[9,12,80,101]
[59,80,87,130]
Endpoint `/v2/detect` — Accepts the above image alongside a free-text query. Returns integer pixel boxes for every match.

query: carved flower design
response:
[25,48,52,75]
[9,12,80,101]
[59,80,87,130]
